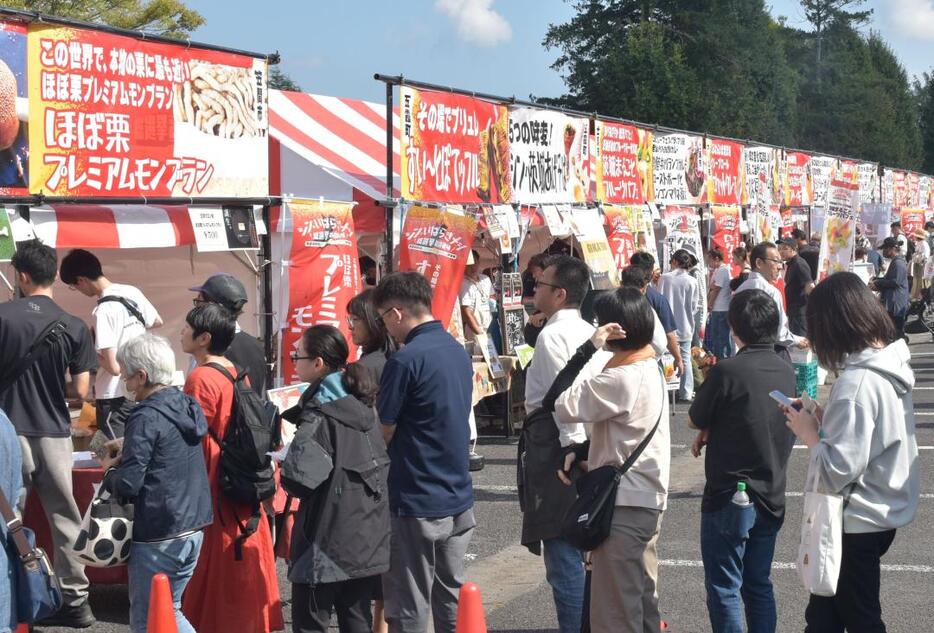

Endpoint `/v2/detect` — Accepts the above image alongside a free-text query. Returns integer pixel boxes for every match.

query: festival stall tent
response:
[1,204,262,366]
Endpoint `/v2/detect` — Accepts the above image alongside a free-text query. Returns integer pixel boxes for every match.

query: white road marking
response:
[658,559,934,573]
[473,486,934,499]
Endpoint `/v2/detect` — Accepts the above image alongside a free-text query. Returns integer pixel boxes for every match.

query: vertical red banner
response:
[780,207,795,238]
[603,205,638,272]
[281,200,362,384]
[784,151,812,206]
[710,205,741,255]
[398,205,478,328]
[901,208,925,236]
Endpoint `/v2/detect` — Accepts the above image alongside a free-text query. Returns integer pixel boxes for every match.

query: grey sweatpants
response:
[17,435,89,605]
[382,508,476,633]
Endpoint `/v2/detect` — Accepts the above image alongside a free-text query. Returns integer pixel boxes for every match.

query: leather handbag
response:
[0,488,63,623]
[560,369,665,552]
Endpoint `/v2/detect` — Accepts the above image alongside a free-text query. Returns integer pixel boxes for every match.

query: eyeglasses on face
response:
[289,351,313,362]
[377,307,399,323]
[534,280,564,291]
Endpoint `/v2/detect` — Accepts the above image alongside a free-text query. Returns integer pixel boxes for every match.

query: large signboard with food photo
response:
[17,20,268,198]
[508,106,590,204]
[653,133,706,206]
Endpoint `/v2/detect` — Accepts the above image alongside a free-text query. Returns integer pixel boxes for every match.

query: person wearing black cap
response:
[777,237,814,336]
[190,273,268,395]
[871,238,910,340]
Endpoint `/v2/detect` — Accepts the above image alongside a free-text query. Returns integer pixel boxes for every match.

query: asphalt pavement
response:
[33,332,934,632]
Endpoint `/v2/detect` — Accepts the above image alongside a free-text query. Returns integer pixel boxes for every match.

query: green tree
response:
[6,0,204,38]
[269,67,301,92]
[800,0,872,85]
[914,72,934,174]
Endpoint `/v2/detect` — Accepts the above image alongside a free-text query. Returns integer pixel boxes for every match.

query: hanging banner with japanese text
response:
[508,107,589,203]
[900,208,925,236]
[594,120,653,204]
[603,204,638,273]
[706,139,743,205]
[653,133,706,205]
[780,207,795,238]
[743,146,780,206]
[783,151,811,206]
[753,204,783,244]
[661,205,703,272]
[280,199,361,384]
[883,169,908,208]
[809,156,837,210]
[817,175,858,281]
[399,87,510,204]
[919,176,932,211]
[710,205,741,256]
[27,23,268,197]
[632,204,659,263]
[571,208,619,289]
[858,162,878,205]
[908,172,921,208]
[398,205,477,327]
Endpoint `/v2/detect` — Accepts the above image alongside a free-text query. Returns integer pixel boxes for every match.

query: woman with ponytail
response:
[280,325,391,633]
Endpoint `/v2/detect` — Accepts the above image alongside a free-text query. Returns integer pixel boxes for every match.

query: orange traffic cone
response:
[147,573,178,633]
[454,582,487,633]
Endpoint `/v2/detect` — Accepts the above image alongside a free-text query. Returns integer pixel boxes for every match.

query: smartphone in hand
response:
[769,390,801,410]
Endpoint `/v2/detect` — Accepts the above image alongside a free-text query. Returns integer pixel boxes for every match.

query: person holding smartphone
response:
[688,289,796,633]
[784,273,919,632]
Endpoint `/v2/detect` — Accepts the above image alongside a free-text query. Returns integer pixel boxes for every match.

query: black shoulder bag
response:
[560,367,665,552]
[0,318,66,396]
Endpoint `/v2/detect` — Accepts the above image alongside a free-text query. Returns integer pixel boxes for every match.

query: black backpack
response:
[205,363,281,559]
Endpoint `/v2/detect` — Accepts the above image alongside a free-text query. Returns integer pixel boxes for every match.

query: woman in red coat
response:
[179,303,284,633]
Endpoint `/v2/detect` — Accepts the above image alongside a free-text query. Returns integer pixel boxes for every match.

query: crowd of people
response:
[0,223,924,633]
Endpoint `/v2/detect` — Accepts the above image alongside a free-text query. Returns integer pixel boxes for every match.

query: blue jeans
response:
[542,537,585,633]
[701,503,782,633]
[128,531,203,633]
[707,312,733,359]
[678,339,694,399]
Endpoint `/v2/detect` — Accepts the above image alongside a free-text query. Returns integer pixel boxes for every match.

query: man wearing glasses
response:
[520,255,611,633]
[189,273,267,395]
[734,242,808,350]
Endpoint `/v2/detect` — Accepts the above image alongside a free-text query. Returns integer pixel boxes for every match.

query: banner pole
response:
[260,204,274,386]
[384,81,395,274]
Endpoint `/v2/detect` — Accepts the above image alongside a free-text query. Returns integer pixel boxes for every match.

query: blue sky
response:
[185,0,934,105]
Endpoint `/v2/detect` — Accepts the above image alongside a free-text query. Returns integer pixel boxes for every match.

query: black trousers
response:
[292,577,376,633]
[804,529,896,633]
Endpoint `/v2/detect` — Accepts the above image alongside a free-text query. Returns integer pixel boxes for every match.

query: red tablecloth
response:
[23,467,129,585]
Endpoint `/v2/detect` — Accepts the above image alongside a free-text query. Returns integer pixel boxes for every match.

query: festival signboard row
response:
[398,86,899,211]
[0,18,270,198]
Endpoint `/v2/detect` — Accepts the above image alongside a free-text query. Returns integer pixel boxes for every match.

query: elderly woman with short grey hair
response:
[99,334,213,633]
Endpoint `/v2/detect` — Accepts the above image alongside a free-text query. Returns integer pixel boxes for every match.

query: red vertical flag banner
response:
[398,205,478,327]
[901,208,925,236]
[783,151,812,206]
[710,205,741,255]
[706,139,744,205]
[281,199,361,384]
[603,204,638,272]
[780,207,795,238]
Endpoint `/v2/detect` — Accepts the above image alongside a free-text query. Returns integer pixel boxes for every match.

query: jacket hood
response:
[844,339,915,395]
[135,387,209,441]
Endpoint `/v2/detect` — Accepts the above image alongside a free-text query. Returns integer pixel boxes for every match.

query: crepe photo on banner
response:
[400,86,510,204]
[594,120,653,204]
[817,174,859,281]
[661,205,703,274]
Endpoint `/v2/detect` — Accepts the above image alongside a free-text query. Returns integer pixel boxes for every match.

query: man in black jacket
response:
[871,238,910,339]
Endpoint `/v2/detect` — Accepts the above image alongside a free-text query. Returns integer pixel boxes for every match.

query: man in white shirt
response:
[658,249,700,401]
[521,255,608,633]
[734,242,808,349]
[60,249,162,438]
[706,248,734,359]
[459,249,494,342]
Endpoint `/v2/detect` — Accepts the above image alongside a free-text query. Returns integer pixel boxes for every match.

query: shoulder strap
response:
[0,486,34,560]
[97,295,145,326]
[0,318,67,396]
[205,361,237,385]
[615,366,666,477]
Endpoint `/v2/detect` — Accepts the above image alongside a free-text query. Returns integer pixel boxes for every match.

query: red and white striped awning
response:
[13,205,197,249]
[269,90,400,201]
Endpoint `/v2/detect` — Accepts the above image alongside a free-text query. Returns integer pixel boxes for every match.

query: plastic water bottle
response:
[732,482,752,507]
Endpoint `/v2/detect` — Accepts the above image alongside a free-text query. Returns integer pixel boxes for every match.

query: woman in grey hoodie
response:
[785,272,920,633]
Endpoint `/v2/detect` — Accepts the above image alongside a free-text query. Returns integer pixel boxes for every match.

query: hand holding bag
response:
[0,487,63,623]
[69,482,134,568]
[796,460,844,596]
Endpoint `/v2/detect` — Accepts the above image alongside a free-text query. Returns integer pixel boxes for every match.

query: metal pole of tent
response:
[384,81,395,274]
[260,205,274,386]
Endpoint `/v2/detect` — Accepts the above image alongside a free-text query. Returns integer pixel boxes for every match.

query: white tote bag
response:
[796,463,845,596]
[69,483,134,568]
